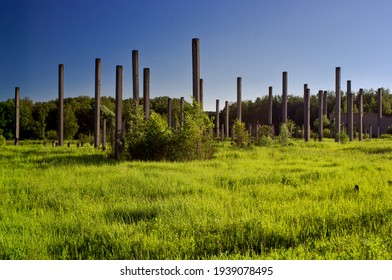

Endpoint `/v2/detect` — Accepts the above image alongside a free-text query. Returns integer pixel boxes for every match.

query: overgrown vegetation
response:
[124,101,215,161]
[1,139,392,259]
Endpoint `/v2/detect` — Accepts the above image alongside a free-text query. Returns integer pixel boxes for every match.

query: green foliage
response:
[45,130,58,140]
[339,130,349,144]
[0,134,5,146]
[78,134,94,145]
[323,128,331,138]
[386,125,392,135]
[124,100,214,161]
[255,135,273,147]
[232,120,249,147]
[278,123,290,146]
[258,125,273,138]
[313,115,330,129]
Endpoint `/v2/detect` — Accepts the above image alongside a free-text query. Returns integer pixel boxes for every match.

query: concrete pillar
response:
[282,71,288,124]
[143,68,150,120]
[335,67,341,142]
[168,97,172,129]
[58,64,64,146]
[358,89,363,141]
[14,87,20,145]
[237,77,242,122]
[347,80,353,141]
[304,85,310,142]
[199,78,203,110]
[102,118,107,151]
[268,86,273,126]
[377,88,382,138]
[192,38,200,103]
[369,125,373,139]
[180,97,184,128]
[318,90,323,142]
[115,65,123,160]
[225,101,229,138]
[132,50,139,104]
[215,99,220,138]
[323,90,328,116]
[221,124,224,142]
[94,58,101,148]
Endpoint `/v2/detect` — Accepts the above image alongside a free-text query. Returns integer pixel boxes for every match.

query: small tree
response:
[232,119,249,147]
[278,123,290,146]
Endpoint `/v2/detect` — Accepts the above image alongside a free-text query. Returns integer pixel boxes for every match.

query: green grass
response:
[1,139,392,259]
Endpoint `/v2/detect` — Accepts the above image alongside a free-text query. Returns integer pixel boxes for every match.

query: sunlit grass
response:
[0,139,392,259]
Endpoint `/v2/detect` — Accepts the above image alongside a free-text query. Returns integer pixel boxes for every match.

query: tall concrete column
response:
[180,97,184,128]
[215,99,220,138]
[115,65,123,160]
[282,71,288,124]
[358,88,363,141]
[14,87,20,145]
[268,86,273,126]
[237,77,242,122]
[377,88,382,138]
[347,80,353,141]
[94,58,101,148]
[102,118,106,150]
[143,68,150,120]
[132,50,139,105]
[323,90,328,116]
[200,78,203,110]
[225,101,229,138]
[192,38,200,103]
[335,67,341,142]
[168,97,172,129]
[318,90,323,142]
[58,64,64,146]
[304,84,310,142]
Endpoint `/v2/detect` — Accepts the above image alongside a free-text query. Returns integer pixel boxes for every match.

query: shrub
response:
[232,120,249,147]
[278,123,290,146]
[124,100,215,161]
[255,135,273,147]
[339,130,349,144]
[0,135,5,147]
[258,125,273,138]
[78,134,94,145]
[45,130,58,140]
[323,128,331,138]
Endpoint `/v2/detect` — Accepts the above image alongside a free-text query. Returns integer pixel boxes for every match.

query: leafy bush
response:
[258,125,273,138]
[0,135,5,146]
[255,135,273,147]
[339,130,349,144]
[45,130,58,140]
[124,100,215,161]
[232,120,249,147]
[78,134,94,145]
[278,123,290,146]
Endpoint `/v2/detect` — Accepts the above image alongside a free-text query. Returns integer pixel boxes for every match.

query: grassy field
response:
[1,139,392,259]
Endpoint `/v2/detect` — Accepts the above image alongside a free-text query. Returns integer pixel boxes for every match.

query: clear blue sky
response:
[1,0,391,111]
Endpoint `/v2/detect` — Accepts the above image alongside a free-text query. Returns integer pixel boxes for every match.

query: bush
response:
[232,120,249,147]
[45,130,58,140]
[124,100,215,161]
[339,130,349,144]
[0,135,5,147]
[78,134,94,145]
[258,125,273,138]
[323,128,331,138]
[278,123,290,146]
[255,135,273,147]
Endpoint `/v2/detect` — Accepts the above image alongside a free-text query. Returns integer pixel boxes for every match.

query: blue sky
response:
[1,0,392,111]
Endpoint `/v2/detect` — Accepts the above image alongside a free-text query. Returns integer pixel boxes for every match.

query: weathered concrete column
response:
[192,38,200,103]
[358,89,363,141]
[180,97,184,128]
[221,124,224,141]
[168,97,172,129]
[282,71,288,124]
[102,118,106,151]
[268,86,273,126]
[335,67,341,142]
[323,90,328,116]
[318,90,323,142]
[377,88,382,138]
[347,80,353,141]
[304,85,310,142]
[369,125,373,139]
[58,64,64,146]
[94,58,101,148]
[14,87,20,145]
[200,78,203,110]
[215,99,220,138]
[143,68,150,120]
[132,50,139,104]
[237,77,242,122]
[225,101,229,138]
[115,65,123,160]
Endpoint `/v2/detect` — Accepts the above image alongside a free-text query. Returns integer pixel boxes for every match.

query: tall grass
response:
[0,139,392,259]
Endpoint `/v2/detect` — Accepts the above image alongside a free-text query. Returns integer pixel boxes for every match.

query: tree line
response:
[0,88,391,141]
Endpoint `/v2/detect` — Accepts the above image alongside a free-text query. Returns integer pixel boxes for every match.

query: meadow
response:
[1,139,392,260]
